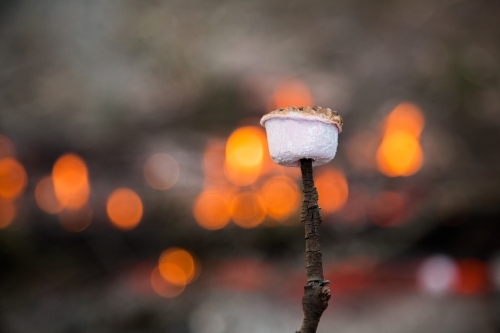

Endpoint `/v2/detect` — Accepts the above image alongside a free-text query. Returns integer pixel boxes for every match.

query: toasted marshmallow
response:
[260,106,343,167]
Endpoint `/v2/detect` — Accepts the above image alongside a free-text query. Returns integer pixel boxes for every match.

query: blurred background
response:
[1,0,500,332]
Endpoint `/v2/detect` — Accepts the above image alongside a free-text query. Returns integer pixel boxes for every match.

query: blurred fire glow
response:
[143,153,179,190]
[107,188,143,230]
[35,176,64,214]
[159,248,199,286]
[315,167,349,215]
[0,199,16,229]
[271,79,313,110]
[193,189,232,230]
[58,205,92,232]
[0,157,27,201]
[225,127,266,186]
[230,191,266,228]
[377,103,425,177]
[151,266,185,298]
[260,175,300,223]
[52,154,90,210]
[203,139,229,187]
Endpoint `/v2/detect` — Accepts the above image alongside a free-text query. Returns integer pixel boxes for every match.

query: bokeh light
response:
[230,191,266,228]
[203,139,229,187]
[158,248,199,286]
[0,135,15,159]
[417,255,458,295]
[454,259,488,294]
[225,126,266,186]
[193,189,232,230]
[260,175,300,223]
[52,153,90,210]
[0,199,16,229]
[271,79,313,110]
[368,191,407,227]
[143,153,180,190]
[35,176,64,214]
[58,205,92,232]
[0,157,27,201]
[107,188,143,230]
[150,266,185,298]
[377,103,425,177]
[315,168,349,215]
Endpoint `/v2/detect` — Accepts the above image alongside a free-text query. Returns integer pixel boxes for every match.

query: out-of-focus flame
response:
[159,248,199,286]
[315,168,349,215]
[193,188,232,230]
[0,199,16,229]
[377,103,425,177]
[271,79,313,110]
[260,175,300,223]
[151,266,185,298]
[225,127,266,186]
[58,205,92,232]
[0,136,15,159]
[230,191,266,228]
[144,153,179,190]
[0,157,27,201]
[106,188,143,230]
[52,154,90,210]
[35,176,64,214]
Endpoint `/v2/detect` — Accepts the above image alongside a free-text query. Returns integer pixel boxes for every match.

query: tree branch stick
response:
[296,159,331,333]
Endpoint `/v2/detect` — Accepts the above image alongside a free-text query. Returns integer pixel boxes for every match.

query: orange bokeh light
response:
[144,153,180,190]
[0,136,15,159]
[193,189,231,230]
[271,79,314,110]
[384,103,425,136]
[151,266,185,298]
[225,127,266,186]
[260,175,300,222]
[0,199,16,229]
[377,103,425,177]
[58,205,92,232]
[315,168,349,214]
[35,176,64,214]
[230,191,266,228]
[106,188,143,230]
[0,157,27,201]
[52,154,90,209]
[158,248,198,286]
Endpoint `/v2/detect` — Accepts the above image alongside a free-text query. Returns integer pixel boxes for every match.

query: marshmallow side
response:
[263,117,339,167]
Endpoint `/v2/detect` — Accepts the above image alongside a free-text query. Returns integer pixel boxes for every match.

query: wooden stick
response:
[297,159,331,333]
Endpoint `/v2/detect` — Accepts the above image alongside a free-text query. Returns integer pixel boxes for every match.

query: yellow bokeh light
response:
[144,153,180,190]
[260,175,300,222]
[52,154,90,210]
[376,131,423,177]
[271,79,314,110]
[35,176,64,214]
[150,266,185,298]
[158,248,198,286]
[0,157,27,201]
[106,188,143,230]
[230,191,266,228]
[225,127,266,186]
[0,199,16,229]
[385,103,425,137]
[315,168,349,215]
[193,189,232,230]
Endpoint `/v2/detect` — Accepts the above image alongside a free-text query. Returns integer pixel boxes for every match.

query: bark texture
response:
[296,159,331,333]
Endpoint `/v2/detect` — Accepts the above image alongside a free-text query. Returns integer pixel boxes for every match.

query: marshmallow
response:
[260,106,343,167]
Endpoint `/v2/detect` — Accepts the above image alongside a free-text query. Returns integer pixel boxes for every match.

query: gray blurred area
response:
[1,0,500,332]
